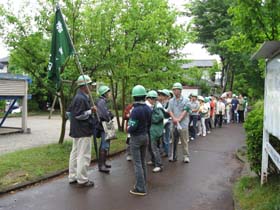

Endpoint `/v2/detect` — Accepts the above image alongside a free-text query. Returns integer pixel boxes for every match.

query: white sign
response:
[261,54,280,184]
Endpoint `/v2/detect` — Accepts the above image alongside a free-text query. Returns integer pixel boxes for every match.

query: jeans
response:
[201,117,206,136]
[189,115,198,138]
[100,131,110,151]
[162,122,170,156]
[151,138,162,167]
[130,134,148,193]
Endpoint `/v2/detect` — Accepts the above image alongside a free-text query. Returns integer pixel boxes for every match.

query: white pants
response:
[69,136,92,184]
[201,117,206,136]
[226,109,231,124]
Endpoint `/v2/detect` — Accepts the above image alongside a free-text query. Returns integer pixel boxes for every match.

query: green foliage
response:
[244,100,264,175]
[28,99,40,112]
[233,176,280,210]
[244,100,280,176]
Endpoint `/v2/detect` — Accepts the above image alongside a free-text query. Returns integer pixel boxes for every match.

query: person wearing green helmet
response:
[68,74,95,187]
[128,85,152,196]
[146,90,166,173]
[168,82,190,163]
[95,85,114,173]
[157,89,171,158]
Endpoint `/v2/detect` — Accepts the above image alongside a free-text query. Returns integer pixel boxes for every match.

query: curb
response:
[0,149,125,196]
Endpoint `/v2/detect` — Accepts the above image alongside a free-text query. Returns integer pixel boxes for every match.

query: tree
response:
[81,0,186,130]
[186,0,235,92]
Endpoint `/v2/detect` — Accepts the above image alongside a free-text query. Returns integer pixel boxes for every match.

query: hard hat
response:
[98,85,110,96]
[147,90,158,98]
[204,97,210,103]
[158,89,170,97]
[198,96,204,102]
[172,82,183,90]
[77,75,92,86]
[132,85,146,97]
[191,93,197,97]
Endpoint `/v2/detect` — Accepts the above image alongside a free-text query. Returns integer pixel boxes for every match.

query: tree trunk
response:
[109,77,121,130]
[220,57,225,90]
[58,85,66,144]
[120,77,126,132]
[229,69,235,91]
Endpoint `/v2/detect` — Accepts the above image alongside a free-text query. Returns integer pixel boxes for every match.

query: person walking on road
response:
[68,75,95,187]
[95,85,114,173]
[128,85,152,196]
[168,82,190,163]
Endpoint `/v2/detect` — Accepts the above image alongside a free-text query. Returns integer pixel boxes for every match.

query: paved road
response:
[0,116,70,155]
[0,123,244,210]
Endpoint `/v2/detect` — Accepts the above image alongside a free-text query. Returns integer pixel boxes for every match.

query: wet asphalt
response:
[0,123,245,210]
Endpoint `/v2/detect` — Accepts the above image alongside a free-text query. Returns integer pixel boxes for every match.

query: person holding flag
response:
[47,5,98,187]
[68,75,95,187]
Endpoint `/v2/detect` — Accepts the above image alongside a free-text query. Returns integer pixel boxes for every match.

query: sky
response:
[0,0,219,60]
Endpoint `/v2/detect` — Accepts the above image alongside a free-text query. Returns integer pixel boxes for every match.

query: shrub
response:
[244,100,280,176]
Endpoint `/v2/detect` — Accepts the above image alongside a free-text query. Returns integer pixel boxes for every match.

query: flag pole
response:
[56,4,100,158]
[55,4,99,120]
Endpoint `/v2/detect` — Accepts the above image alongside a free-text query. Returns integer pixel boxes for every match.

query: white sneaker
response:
[152,167,162,173]
[178,141,182,145]
[202,134,206,137]
[197,132,201,136]
[190,137,194,141]
[183,157,190,163]
[126,155,132,161]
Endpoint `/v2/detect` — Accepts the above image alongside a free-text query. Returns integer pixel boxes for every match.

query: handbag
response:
[102,120,117,141]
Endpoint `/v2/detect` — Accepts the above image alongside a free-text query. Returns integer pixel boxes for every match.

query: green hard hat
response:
[77,75,92,86]
[158,89,170,97]
[98,85,110,96]
[172,82,183,90]
[162,89,171,97]
[132,85,147,97]
[204,97,210,103]
[147,90,158,98]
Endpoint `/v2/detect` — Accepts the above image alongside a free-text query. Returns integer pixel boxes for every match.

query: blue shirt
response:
[168,95,189,128]
[128,102,152,136]
[231,98,239,111]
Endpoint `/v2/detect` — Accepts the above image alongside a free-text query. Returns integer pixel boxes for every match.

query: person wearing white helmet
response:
[189,94,200,140]
[215,97,225,128]
[68,75,95,187]
[198,96,208,137]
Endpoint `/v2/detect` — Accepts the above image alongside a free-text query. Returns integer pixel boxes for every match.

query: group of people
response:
[66,74,247,196]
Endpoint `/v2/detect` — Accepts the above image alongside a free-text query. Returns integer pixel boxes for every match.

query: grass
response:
[233,176,280,210]
[0,131,127,191]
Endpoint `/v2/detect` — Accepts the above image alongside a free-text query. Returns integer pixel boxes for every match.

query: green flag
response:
[47,6,74,90]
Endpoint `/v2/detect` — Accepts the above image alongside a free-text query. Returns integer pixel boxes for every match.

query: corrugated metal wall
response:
[0,79,26,96]
[265,55,280,139]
